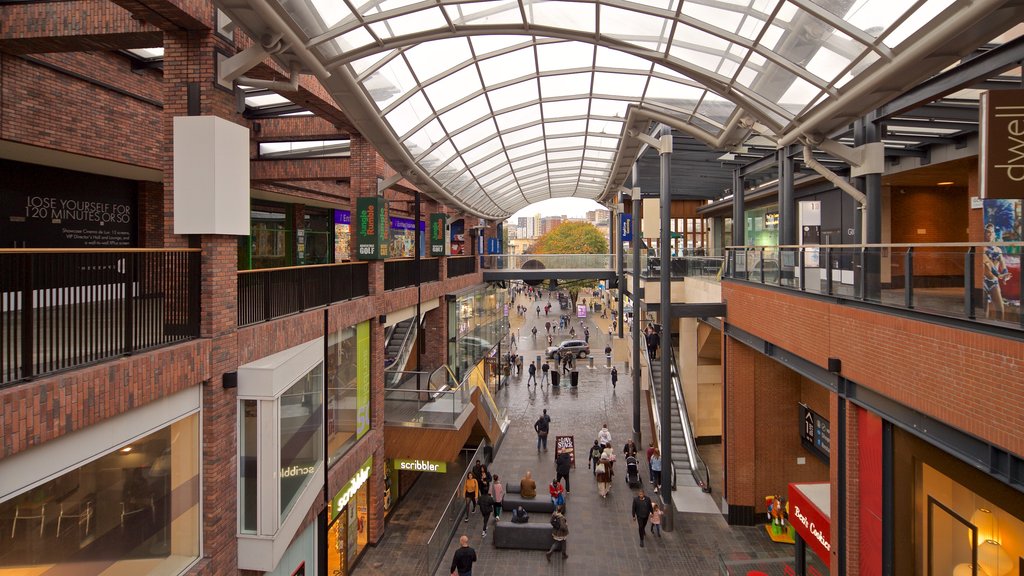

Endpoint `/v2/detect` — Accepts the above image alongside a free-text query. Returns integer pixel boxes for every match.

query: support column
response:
[778,146,796,246]
[732,170,745,247]
[657,125,674,531]
[631,168,642,449]
[615,204,625,339]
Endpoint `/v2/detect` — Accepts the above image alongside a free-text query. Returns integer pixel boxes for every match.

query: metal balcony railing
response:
[1,248,201,385]
[237,261,369,326]
[383,366,471,428]
[726,243,1024,330]
[446,255,476,278]
[480,253,614,270]
[384,257,439,291]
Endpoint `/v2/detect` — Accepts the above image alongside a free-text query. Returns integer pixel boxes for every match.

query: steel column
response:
[632,190,642,451]
[658,125,674,531]
[732,170,745,247]
[616,204,625,339]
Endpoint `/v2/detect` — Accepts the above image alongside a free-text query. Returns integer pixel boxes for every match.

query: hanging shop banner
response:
[430,213,447,256]
[555,435,576,468]
[334,210,351,261]
[393,459,447,473]
[355,197,389,260]
[981,199,1021,320]
[329,456,373,522]
[356,321,370,439]
[487,237,500,254]
[980,89,1024,199]
[800,403,830,462]
[450,219,465,255]
[788,483,832,568]
[620,213,633,242]
[390,216,426,258]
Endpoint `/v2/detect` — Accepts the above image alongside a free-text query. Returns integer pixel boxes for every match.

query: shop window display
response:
[0,414,200,576]
[326,322,371,468]
[447,286,507,382]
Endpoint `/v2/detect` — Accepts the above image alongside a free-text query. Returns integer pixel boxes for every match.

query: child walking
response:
[650,503,663,538]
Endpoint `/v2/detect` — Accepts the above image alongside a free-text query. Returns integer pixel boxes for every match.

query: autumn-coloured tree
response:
[533,221,608,254]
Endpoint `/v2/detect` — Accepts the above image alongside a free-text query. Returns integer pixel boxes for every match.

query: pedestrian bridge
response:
[480,254,616,282]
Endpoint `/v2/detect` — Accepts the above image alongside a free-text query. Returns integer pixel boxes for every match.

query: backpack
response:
[590,445,602,460]
[511,506,529,523]
[551,514,566,532]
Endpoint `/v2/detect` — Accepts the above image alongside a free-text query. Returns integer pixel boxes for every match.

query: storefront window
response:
[745,205,780,247]
[280,364,324,519]
[302,208,332,265]
[0,414,200,575]
[327,458,372,576]
[240,399,258,534]
[326,322,371,467]
[447,285,507,382]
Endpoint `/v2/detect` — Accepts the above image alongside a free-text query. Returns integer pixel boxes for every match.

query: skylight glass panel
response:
[350,49,394,77]
[319,28,377,61]
[598,5,672,55]
[367,0,423,16]
[503,124,545,147]
[425,66,483,110]
[542,99,589,121]
[365,59,416,110]
[425,140,458,170]
[695,97,737,126]
[589,98,629,118]
[540,73,592,99]
[495,104,540,132]
[459,136,503,165]
[591,118,623,135]
[507,140,545,160]
[587,136,619,149]
[582,159,612,169]
[440,95,490,132]
[470,35,530,57]
[592,72,647,98]
[482,171,516,189]
[546,119,587,136]
[406,38,472,82]
[369,7,448,39]
[479,48,537,87]
[668,25,731,75]
[548,149,584,161]
[452,118,499,150]
[245,92,291,107]
[805,47,852,87]
[681,2,745,34]
[594,46,653,72]
[736,15,769,44]
[536,42,594,73]
[304,0,352,31]
[487,81,540,111]
[445,0,523,26]
[473,153,510,176]
[526,1,596,35]
[808,0,904,36]
[884,0,954,46]
[585,148,615,160]
[405,119,446,156]
[386,92,432,137]
[547,135,586,150]
[644,77,704,108]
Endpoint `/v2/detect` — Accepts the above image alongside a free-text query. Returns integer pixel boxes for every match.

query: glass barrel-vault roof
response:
[218,0,1024,217]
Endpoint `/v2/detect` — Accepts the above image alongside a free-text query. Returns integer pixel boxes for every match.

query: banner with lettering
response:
[555,435,575,468]
[620,213,633,242]
[429,213,447,256]
[788,483,831,568]
[980,89,1024,199]
[355,197,389,260]
[356,321,370,439]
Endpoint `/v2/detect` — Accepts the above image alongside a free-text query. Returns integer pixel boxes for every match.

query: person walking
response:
[490,475,505,520]
[545,505,569,562]
[632,489,654,547]
[555,450,572,493]
[463,474,480,522]
[478,490,494,537]
[478,465,492,496]
[541,362,550,385]
[450,535,477,576]
[611,366,618,389]
[649,503,663,538]
[596,454,612,498]
[534,409,551,452]
[545,320,551,334]
[516,355,523,376]
[536,305,541,317]
[597,424,612,448]
[588,440,603,475]
[584,327,590,343]
[650,450,663,493]
[646,441,657,484]
[623,439,638,458]
[527,362,537,386]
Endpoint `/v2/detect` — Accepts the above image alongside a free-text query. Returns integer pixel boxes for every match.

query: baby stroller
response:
[625,455,642,489]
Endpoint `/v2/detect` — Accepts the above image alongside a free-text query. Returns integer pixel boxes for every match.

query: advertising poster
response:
[2,187,136,248]
[355,197,389,260]
[450,219,465,255]
[982,199,1022,321]
[334,210,351,261]
[389,216,425,258]
[429,213,447,256]
[356,321,370,439]
[621,213,632,242]
[555,435,575,468]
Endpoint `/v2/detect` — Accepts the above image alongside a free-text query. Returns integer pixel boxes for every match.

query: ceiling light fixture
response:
[937,181,955,186]
[120,446,133,453]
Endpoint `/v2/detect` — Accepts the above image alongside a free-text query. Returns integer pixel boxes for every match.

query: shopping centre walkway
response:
[357,292,791,575]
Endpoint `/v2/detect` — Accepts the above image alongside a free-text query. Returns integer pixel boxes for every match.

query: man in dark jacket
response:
[631,489,654,547]
[450,535,477,575]
[478,492,495,537]
[534,409,551,452]
[555,450,572,493]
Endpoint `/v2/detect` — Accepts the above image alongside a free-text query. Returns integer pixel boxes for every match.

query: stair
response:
[384,318,417,387]
[648,352,697,488]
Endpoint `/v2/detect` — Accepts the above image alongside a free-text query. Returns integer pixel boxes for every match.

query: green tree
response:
[533,221,608,254]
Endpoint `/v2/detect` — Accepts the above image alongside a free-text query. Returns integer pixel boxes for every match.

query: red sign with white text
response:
[789,483,831,568]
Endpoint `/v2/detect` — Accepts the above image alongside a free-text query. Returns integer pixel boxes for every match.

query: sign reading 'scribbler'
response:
[392,459,447,473]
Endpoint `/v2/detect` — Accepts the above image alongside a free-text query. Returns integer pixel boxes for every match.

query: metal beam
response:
[669,303,727,318]
[481,269,616,282]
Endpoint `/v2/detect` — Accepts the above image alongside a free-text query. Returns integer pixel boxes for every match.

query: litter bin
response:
[570,370,579,387]
[551,371,560,387]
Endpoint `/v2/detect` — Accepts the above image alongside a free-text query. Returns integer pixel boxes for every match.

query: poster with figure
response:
[982,199,1021,322]
[334,210,351,261]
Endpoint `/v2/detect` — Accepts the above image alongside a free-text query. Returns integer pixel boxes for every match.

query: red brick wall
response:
[889,186,969,279]
[724,281,1024,458]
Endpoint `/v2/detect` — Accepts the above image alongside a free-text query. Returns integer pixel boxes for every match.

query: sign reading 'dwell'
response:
[980,89,1024,199]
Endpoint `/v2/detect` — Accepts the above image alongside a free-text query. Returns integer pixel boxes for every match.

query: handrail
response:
[0,248,202,254]
[425,444,486,576]
[237,260,366,274]
[667,346,711,492]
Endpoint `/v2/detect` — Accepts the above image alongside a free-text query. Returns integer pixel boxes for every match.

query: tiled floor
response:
[356,292,793,576]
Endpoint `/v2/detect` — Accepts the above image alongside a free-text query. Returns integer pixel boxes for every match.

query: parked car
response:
[546,339,590,359]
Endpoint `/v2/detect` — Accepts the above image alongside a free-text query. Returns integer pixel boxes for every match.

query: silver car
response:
[546,339,590,359]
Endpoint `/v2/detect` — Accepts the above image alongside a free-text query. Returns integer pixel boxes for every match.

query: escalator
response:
[646,343,710,492]
[384,318,417,387]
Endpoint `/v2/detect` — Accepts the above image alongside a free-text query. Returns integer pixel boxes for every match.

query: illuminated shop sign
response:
[330,456,373,522]
[280,465,316,478]
[393,459,447,473]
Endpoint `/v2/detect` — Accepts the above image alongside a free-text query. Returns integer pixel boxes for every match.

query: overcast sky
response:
[508,197,607,221]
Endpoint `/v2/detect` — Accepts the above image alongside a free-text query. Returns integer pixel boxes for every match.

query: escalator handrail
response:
[667,346,712,493]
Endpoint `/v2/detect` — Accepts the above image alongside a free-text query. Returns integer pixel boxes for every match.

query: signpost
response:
[799,403,830,462]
